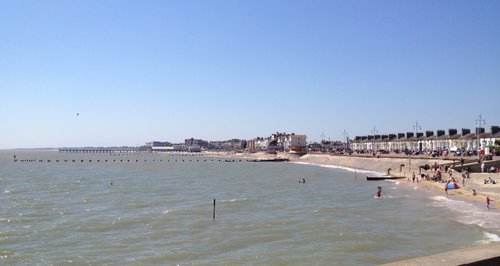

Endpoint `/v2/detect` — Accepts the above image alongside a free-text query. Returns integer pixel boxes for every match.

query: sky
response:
[1,0,499,148]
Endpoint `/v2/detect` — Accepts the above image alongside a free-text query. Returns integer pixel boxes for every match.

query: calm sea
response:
[1,150,499,265]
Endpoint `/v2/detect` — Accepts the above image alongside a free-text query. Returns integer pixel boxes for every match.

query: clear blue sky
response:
[1,0,499,148]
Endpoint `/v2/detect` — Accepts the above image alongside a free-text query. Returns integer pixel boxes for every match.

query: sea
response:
[1,150,499,265]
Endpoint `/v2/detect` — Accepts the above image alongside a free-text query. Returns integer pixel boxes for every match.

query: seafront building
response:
[350,126,500,155]
[269,132,307,153]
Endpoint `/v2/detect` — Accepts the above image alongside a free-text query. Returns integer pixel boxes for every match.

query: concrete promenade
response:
[382,242,500,266]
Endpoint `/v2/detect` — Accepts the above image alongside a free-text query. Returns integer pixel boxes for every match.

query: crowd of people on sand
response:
[373,164,495,209]
[416,162,472,184]
[423,161,496,209]
[390,160,496,209]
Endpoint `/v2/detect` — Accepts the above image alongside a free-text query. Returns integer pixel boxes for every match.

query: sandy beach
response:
[297,153,500,210]
[230,152,500,210]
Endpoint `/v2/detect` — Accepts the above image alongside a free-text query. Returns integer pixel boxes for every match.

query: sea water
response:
[1,151,499,265]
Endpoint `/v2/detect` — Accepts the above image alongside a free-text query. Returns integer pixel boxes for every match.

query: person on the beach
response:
[486,196,490,209]
[481,162,485,173]
[461,176,465,187]
[472,189,477,196]
[445,183,448,197]
[376,186,382,198]
[412,172,415,183]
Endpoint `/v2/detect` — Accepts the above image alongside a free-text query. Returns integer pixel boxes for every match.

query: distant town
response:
[143,132,311,153]
[56,124,500,160]
[139,125,500,158]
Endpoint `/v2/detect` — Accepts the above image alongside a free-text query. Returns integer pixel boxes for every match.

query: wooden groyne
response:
[59,148,137,153]
[13,157,246,164]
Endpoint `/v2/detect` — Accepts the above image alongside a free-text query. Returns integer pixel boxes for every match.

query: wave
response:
[476,231,500,244]
[221,197,247,203]
[383,194,410,199]
[292,161,381,176]
[430,196,500,234]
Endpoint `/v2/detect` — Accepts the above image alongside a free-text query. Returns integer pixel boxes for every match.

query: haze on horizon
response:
[1,0,499,149]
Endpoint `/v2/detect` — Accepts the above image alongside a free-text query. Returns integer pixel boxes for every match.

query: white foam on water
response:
[430,196,500,234]
[292,161,381,176]
[385,180,401,186]
[476,231,500,244]
[225,197,247,203]
[383,194,410,199]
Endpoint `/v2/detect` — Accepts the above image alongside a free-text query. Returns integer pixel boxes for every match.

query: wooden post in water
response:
[213,199,216,220]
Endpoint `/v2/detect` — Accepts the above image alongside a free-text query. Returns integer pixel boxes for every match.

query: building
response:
[350,125,500,156]
[288,134,307,153]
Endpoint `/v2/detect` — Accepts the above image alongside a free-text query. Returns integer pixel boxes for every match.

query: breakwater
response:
[13,157,245,163]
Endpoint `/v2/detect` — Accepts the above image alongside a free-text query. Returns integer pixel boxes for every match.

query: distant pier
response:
[58,148,137,153]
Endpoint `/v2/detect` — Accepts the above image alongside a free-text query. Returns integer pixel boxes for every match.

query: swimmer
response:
[376,186,382,198]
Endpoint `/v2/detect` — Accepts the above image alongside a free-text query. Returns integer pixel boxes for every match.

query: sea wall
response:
[381,242,500,266]
[297,154,449,176]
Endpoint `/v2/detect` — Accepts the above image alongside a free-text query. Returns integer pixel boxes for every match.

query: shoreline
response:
[235,152,500,263]
[297,153,500,210]
[230,152,500,211]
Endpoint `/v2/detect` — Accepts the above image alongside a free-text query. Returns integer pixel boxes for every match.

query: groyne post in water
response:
[213,199,216,220]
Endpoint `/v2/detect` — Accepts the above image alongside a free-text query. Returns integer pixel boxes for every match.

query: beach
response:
[300,153,500,210]
[233,152,500,210]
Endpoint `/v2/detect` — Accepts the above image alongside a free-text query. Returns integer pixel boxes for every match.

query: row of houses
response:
[350,126,500,155]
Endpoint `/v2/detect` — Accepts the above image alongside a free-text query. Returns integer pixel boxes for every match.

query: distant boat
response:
[247,158,289,162]
[366,176,405,181]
